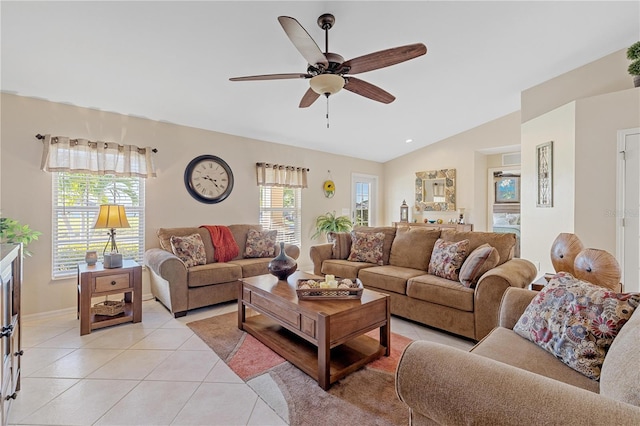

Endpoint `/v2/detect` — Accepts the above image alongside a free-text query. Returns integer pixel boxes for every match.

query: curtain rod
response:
[35,134,158,153]
[256,162,309,172]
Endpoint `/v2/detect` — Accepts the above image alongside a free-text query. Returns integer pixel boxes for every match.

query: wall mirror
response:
[415,169,456,211]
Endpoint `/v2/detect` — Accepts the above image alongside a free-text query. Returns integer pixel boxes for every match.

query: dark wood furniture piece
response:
[238,271,390,390]
[0,244,22,425]
[77,260,142,335]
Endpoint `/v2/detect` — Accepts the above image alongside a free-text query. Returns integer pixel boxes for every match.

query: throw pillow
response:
[347,231,385,265]
[513,272,640,381]
[459,243,500,288]
[329,232,352,260]
[428,238,470,281]
[170,233,207,268]
[244,229,277,258]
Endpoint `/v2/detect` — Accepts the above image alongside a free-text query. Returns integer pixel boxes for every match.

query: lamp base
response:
[104,253,123,269]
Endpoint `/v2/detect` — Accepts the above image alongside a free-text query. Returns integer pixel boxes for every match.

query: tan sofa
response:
[396,286,640,425]
[310,226,537,340]
[144,224,300,317]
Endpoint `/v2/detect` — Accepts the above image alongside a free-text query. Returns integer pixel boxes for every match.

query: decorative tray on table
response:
[296,276,363,300]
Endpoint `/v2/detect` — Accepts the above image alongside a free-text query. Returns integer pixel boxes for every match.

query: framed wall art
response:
[536,141,553,207]
[495,176,520,203]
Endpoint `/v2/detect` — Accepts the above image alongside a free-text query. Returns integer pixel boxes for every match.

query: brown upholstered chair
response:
[550,233,585,275]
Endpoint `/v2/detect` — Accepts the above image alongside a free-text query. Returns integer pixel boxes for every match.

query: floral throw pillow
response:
[347,231,385,265]
[428,238,470,281]
[514,272,640,380]
[170,234,207,268]
[244,229,277,258]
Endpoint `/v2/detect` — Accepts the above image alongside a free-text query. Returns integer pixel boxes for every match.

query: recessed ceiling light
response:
[405,139,413,144]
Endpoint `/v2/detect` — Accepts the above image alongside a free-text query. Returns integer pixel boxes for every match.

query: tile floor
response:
[10,299,474,426]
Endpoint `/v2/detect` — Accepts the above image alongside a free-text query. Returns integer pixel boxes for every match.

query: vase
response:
[268,242,297,280]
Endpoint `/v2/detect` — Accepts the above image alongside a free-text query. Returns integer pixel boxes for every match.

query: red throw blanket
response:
[200,225,239,263]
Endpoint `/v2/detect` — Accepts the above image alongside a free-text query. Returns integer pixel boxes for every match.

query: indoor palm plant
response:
[0,216,41,256]
[312,211,353,240]
[627,41,640,87]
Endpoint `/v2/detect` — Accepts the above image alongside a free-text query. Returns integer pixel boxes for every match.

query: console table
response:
[393,222,473,232]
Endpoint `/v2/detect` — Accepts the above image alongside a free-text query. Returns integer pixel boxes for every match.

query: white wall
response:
[1,93,384,315]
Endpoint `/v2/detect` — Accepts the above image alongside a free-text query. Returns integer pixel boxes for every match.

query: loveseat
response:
[310,225,537,340]
[144,224,300,317]
[396,281,640,424]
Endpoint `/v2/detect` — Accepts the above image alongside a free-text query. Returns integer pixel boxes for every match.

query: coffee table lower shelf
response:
[242,314,385,389]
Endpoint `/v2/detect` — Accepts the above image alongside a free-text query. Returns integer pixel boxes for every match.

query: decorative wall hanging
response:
[323,170,335,198]
[536,141,553,207]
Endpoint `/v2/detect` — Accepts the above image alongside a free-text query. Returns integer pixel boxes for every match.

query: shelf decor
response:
[536,141,553,207]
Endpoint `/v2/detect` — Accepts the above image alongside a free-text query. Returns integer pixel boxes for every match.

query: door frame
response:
[486,165,520,230]
[351,173,378,226]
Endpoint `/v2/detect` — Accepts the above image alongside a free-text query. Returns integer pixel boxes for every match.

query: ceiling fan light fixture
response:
[309,74,345,96]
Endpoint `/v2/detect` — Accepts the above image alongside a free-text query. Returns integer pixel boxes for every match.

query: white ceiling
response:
[2,1,639,162]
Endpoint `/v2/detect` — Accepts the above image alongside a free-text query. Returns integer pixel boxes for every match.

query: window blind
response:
[259,186,301,246]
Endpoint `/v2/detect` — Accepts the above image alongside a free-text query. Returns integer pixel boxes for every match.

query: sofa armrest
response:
[473,258,537,339]
[498,287,538,329]
[396,341,640,425]
[144,248,189,314]
[309,243,333,276]
[282,244,300,260]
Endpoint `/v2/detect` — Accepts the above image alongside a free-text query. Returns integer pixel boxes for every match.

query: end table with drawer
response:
[77,259,142,335]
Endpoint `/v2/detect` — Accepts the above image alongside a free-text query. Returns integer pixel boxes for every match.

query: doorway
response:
[351,174,377,227]
[617,128,639,292]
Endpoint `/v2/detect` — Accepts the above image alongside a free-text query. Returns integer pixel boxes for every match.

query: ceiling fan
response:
[229,13,427,108]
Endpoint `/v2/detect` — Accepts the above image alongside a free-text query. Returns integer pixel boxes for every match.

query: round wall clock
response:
[184,155,234,204]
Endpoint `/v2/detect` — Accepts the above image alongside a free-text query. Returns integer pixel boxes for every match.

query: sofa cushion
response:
[359,265,425,295]
[441,229,515,266]
[353,226,397,265]
[228,224,263,261]
[328,231,352,259]
[169,234,207,268]
[389,227,441,270]
[228,258,270,278]
[187,262,243,287]
[600,308,640,406]
[459,243,500,288]
[348,231,385,265]
[471,327,599,393]
[244,229,277,258]
[428,239,469,281]
[513,272,640,380]
[320,259,376,280]
[158,227,215,263]
[407,274,474,312]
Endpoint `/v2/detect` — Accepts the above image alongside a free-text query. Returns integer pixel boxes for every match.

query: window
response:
[52,173,145,278]
[259,186,301,246]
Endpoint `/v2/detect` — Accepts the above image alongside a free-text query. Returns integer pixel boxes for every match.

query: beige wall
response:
[383,111,522,230]
[1,93,383,315]
[521,49,633,123]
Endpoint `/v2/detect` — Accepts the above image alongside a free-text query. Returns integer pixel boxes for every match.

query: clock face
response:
[184,155,234,204]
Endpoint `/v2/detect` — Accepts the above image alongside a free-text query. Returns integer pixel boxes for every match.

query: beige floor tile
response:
[29,348,124,378]
[146,350,219,382]
[129,328,193,350]
[20,379,139,425]
[80,325,155,349]
[22,326,76,348]
[7,377,78,424]
[21,347,77,377]
[203,360,243,383]
[178,334,215,351]
[171,382,258,425]
[33,327,102,349]
[247,397,288,426]
[94,380,199,425]
[87,349,173,380]
[137,311,173,329]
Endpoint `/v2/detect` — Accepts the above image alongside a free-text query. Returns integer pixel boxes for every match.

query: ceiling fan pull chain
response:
[326,96,330,128]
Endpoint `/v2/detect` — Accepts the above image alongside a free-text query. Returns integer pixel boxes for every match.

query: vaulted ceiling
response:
[2,1,638,162]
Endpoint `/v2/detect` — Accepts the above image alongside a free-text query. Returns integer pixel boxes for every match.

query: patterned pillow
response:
[428,238,470,280]
[244,229,277,258]
[459,243,500,288]
[170,233,207,267]
[347,231,385,265]
[514,272,640,380]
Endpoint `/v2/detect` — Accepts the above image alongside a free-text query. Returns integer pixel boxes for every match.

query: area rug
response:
[187,312,413,426]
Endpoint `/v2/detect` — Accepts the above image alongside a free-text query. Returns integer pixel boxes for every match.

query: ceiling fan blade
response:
[344,77,395,104]
[299,88,321,108]
[340,43,427,75]
[229,73,310,82]
[278,16,329,68]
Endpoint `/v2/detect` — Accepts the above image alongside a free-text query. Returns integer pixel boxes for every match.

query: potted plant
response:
[0,217,41,256]
[627,41,640,87]
[312,211,353,240]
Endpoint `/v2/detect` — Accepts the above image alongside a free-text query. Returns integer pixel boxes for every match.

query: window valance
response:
[40,134,157,178]
[256,162,308,188]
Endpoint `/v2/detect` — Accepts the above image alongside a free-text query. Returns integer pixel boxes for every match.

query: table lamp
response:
[94,204,130,268]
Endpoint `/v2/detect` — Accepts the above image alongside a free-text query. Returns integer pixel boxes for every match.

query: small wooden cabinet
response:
[0,244,22,426]
[77,260,142,335]
[393,222,473,232]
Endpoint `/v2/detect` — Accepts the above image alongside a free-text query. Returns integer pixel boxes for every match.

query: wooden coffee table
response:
[238,271,390,390]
